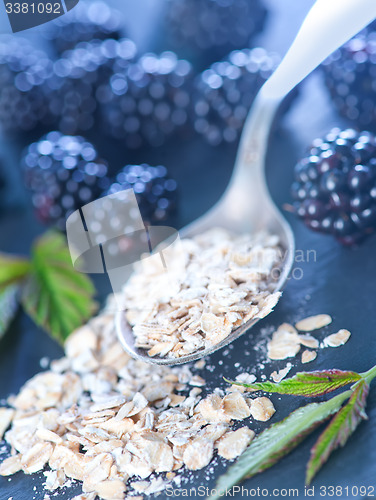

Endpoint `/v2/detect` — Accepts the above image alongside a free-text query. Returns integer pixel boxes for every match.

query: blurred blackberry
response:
[106,164,178,223]
[165,0,267,67]
[193,48,296,146]
[43,1,124,55]
[322,29,376,129]
[44,38,137,135]
[291,128,376,245]
[23,131,110,230]
[97,52,194,148]
[0,37,52,133]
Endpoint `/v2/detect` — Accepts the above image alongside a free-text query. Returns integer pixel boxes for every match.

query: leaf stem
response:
[360,363,376,385]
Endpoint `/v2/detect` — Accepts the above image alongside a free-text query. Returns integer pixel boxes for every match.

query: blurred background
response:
[2,1,376,497]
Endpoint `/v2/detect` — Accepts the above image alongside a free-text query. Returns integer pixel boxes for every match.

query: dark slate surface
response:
[1,0,376,499]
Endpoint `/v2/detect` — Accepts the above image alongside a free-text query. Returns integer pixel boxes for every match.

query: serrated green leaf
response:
[21,230,97,343]
[225,369,361,397]
[306,380,369,485]
[0,253,30,290]
[210,390,351,500]
[0,284,19,340]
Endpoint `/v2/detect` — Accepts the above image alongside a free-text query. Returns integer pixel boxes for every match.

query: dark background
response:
[1,0,376,499]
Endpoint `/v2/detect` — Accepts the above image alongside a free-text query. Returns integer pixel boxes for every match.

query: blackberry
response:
[291,128,376,245]
[43,1,124,55]
[23,132,110,230]
[165,0,267,67]
[44,38,137,135]
[192,48,295,146]
[322,28,376,129]
[97,52,194,148]
[106,164,178,223]
[0,36,52,133]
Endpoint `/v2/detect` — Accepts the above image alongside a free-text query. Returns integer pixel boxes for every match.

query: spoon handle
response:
[262,0,376,99]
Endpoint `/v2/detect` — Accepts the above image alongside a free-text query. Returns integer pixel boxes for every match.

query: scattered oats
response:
[21,442,54,474]
[183,439,213,470]
[295,314,332,332]
[323,329,351,348]
[267,324,301,360]
[189,388,202,397]
[236,373,257,385]
[197,394,230,424]
[43,469,66,491]
[0,287,282,498]
[36,429,63,445]
[130,481,149,493]
[71,495,96,500]
[223,392,251,420]
[298,334,319,349]
[189,375,205,387]
[270,363,292,383]
[250,397,276,422]
[95,479,126,500]
[0,455,22,476]
[0,408,14,440]
[194,359,206,370]
[217,427,255,460]
[301,350,317,364]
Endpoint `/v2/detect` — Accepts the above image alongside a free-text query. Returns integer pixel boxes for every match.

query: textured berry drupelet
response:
[23,132,110,230]
[322,29,376,129]
[292,128,376,245]
[106,164,178,223]
[192,48,295,146]
[43,1,124,55]
[0,37,52,133]
[97,52,194,148]
[44,38,137,135]
[165,0,267,67]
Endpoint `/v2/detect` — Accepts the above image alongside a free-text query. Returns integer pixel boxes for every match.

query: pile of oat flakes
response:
[0,296,276,500]
[0,300,351,500]
[123,229,282,359]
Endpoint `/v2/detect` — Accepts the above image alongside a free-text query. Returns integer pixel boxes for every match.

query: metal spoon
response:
[117,0,376,365]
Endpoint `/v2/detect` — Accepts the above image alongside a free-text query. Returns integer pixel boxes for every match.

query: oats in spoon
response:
[122,228,282,359]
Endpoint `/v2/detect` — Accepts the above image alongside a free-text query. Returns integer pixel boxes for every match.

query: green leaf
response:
[0,284,19,340]
[225,370,362,397]
[306,380,369,485]
[21,230,97,343]
[0,253,30,290]
[210,390,351,500]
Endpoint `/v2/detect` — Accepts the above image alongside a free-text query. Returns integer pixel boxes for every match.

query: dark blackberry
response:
[192,48,296,146]
[0,36,52,133]
[322,28,376,129]
[106,164,178,223]
[23,132,110,230]
[43,1,124,55]
[165,0,267,67]
[292,128,376,245]
[97,52,194,148]
[44,38,137,135]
